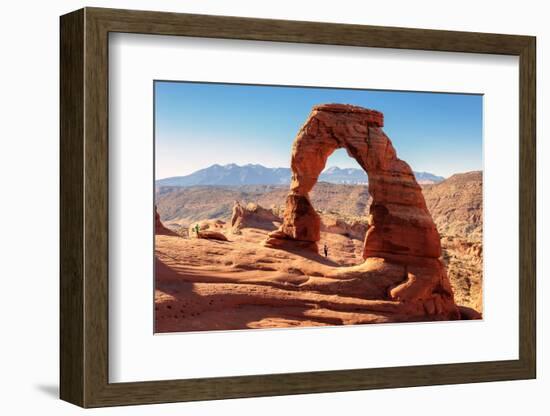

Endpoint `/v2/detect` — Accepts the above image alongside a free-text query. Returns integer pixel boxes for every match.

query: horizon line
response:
[155,162,483,181]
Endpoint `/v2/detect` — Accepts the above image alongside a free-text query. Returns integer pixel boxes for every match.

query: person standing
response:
[323,243,328,258]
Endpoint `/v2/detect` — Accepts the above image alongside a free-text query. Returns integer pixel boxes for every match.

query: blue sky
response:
[155,81,482,179]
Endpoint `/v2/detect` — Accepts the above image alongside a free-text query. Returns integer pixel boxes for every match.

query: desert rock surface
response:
[156,212,457,332]
[155,104,481,332]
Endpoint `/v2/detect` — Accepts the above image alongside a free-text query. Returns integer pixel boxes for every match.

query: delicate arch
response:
[266,103,441,262]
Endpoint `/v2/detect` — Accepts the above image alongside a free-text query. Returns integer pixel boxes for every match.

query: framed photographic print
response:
[60,7,536,408]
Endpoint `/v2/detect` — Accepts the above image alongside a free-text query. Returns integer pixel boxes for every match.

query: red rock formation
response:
[320,213,369,240]
[186,219,229,241]
[264,103,458,319]
[197,230,228,241]
[155,206,176,236]
[231,201,281,232]
[188,219,226,237]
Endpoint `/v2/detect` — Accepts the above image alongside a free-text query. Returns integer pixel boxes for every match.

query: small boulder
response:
[197,230,228,241]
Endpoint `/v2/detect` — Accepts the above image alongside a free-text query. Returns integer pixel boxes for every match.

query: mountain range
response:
[156,163,445,187]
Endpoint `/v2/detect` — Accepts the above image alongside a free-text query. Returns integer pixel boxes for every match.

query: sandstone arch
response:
[266,103,441,263]
[265,104,459,319]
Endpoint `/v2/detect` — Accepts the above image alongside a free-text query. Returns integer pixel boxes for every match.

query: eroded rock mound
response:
[264,103,459,320]
[188,219,226,235]
[155,206,176,236]
[320,213,369,240]
[231,201,281,232]
[186,219,229,241]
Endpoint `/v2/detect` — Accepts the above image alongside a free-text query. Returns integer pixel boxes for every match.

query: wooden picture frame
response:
[60,7,536,408]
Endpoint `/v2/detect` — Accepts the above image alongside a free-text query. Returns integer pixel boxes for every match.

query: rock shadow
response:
[265,243,342,267]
